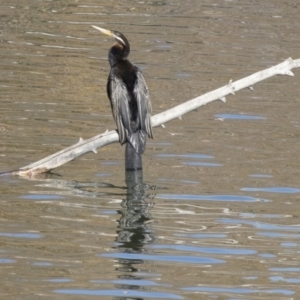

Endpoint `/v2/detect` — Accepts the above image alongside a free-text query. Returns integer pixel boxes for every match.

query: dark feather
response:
[134,70,153,139]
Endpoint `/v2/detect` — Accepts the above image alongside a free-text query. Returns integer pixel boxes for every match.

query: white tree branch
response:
[14,57,300,176]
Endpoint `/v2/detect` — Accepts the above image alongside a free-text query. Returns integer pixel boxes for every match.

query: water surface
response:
[1,0,300,299]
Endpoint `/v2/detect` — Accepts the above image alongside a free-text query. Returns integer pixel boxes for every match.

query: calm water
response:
[1,0,300,299]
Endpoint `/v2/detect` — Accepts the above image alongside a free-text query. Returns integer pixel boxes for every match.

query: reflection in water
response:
[114,169,156,299]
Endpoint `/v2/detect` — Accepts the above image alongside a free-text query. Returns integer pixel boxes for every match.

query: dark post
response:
[125,143,142,171]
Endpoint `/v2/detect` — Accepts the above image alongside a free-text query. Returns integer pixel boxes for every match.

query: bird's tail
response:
[128,131,146,156]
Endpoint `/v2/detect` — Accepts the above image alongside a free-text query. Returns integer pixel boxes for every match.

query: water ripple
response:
[269,267,300,272]
[269,276,300,283]
[258,232,300,238]
[54,289,183,299]
[175,233,227,239]
[20,194,64,200]
[215,113,266,120]
[219,218,300,231]
[90,279,169,287]
[181,161,222,167]
[155,153,214,159]
[241,187,300,193]
[0,232,42,239]
[0,258,16,264]
[157,194,269,202]
[149,244,257,255]
[100,252,225,264]
[182,286,294,295]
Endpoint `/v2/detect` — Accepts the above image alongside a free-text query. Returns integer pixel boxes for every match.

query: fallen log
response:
[13,57,300,176]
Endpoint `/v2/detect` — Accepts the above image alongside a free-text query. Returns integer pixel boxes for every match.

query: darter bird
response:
[92,26,153,170]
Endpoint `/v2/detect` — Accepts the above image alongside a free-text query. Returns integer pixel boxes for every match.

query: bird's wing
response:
[133,70,153,138]
[108,75,131,144]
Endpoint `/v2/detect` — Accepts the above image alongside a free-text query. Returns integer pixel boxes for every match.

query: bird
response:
[92,26,153,159]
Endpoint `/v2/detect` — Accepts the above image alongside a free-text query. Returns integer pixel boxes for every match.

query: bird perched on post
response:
[92,26,153,170]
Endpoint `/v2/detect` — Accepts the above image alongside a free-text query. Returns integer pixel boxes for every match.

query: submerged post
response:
[125,143,142,171]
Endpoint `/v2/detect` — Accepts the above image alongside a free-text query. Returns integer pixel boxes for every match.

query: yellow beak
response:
[91,25,113,37]
[91,25,126,46]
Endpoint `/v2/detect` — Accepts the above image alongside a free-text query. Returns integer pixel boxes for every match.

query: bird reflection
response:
[113,169,156,299]
[117,170,155,248]
[17,167,157,299]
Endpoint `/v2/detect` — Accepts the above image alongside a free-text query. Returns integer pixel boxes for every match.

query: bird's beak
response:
[91,25,125,46]
[91,25,113,37]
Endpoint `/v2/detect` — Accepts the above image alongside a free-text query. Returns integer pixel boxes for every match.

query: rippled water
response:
[1,0,300,299]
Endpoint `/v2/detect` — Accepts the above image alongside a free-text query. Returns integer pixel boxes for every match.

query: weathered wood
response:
[14,57,300,176]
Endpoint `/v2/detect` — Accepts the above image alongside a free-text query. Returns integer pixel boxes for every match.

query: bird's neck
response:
[108,44,129,67]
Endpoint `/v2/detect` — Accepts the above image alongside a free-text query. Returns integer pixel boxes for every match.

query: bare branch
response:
[15,58,300,176]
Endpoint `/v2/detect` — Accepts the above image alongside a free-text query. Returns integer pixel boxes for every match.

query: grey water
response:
[1,0,300,299]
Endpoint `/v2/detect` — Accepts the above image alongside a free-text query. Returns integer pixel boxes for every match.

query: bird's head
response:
[92,26,130,63]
